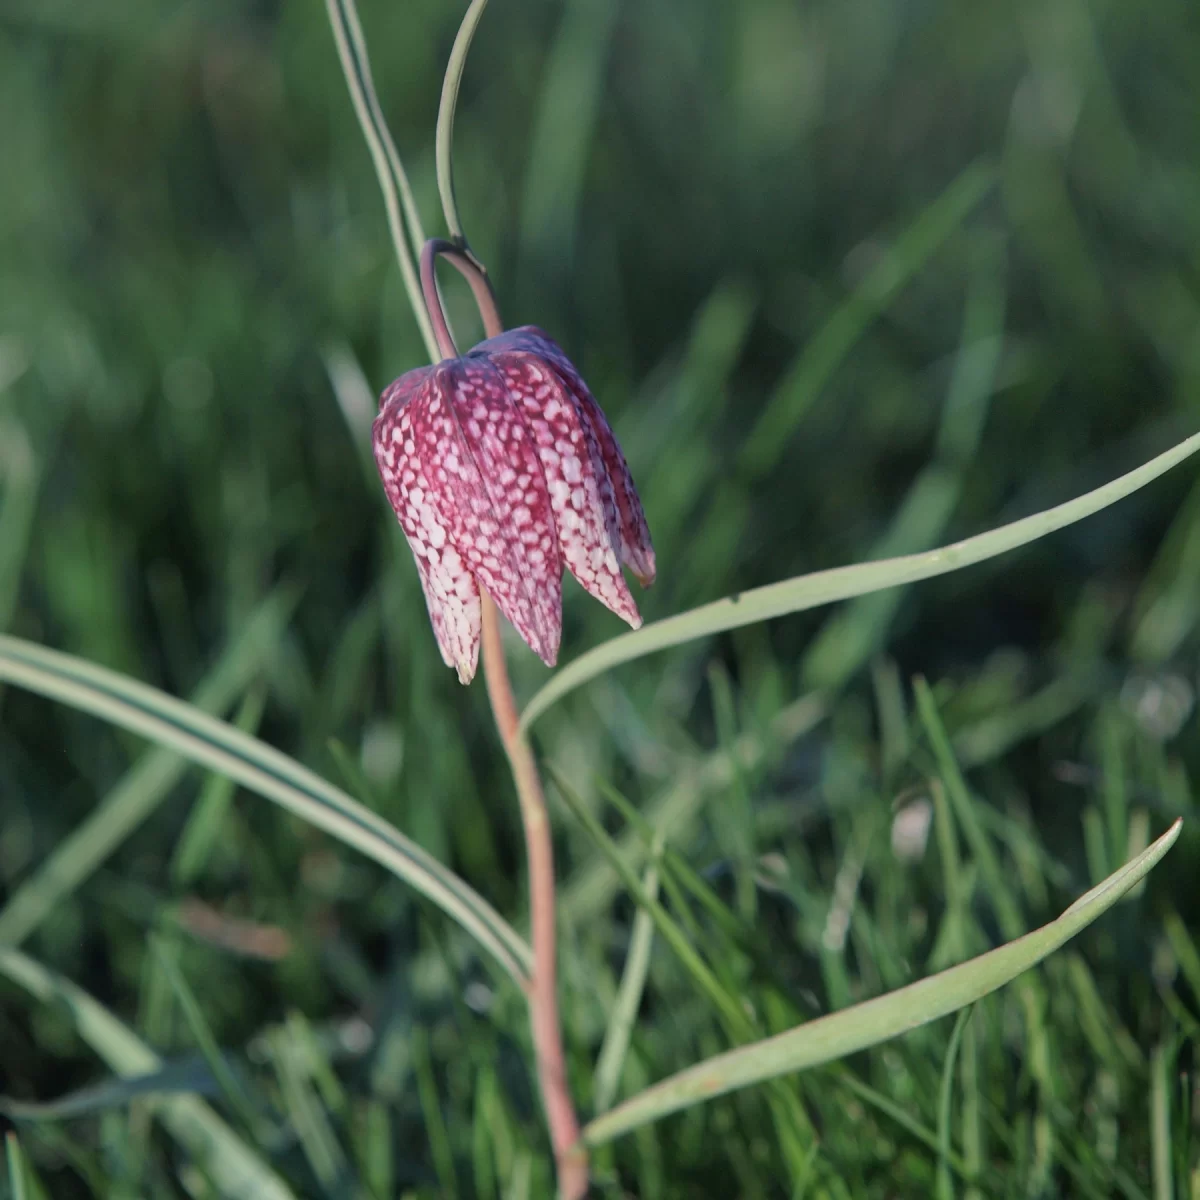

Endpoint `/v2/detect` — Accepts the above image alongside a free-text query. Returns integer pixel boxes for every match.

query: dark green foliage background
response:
[1,0,1198,1196]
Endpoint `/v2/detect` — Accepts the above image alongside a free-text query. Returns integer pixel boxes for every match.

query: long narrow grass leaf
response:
[581,820,1181,1145]
[0,594,292,946]
[738,161,995,475]
[0,637,532,984]
[522,432,1200,730]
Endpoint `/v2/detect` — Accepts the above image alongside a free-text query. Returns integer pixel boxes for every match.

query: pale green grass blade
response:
[581,819,1181,1146]
[0,594,291,947]
[0,636,532,985]
[0,945,297,1200]
[592,843,662,1114]
[738,160,994,475]
[522,431,1200,730]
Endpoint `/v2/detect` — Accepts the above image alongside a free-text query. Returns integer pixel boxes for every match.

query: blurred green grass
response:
[1,0,1199,1195]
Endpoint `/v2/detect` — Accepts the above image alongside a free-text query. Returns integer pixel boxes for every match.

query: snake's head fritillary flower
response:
[373,326,656,684]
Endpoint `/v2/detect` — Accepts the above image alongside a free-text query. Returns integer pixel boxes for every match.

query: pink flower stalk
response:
[374,325,655,683]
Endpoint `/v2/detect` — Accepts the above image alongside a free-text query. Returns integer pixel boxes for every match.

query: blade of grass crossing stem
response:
[593,841,662,1114]
[581,820,1181,1145]
[0,635,532,985]
[0,593,291,947]
[0,946,297,1200]
[738,161,994,475]
[521,431,1200,730]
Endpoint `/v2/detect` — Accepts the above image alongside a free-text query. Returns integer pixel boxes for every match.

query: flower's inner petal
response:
[433,358,564,667]
[373,385,482,682]
[495,350,643,630]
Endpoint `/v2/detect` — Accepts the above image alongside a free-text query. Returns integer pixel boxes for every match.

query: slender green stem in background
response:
[325,0,439,362]
[520,430,1200,729]
[436,0,491,248]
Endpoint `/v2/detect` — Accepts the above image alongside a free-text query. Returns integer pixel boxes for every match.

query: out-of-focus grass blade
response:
[738,161,994,476]
[0,945,297,1200]
[560,693,825,924]
[0,416,38,634]
[0,594,291,947]
[170,685,267,888]
[592,841,662,1114]
[517,0,617,268]
[0,1058,221,1119]
[0,636,532,985]
[268,1021,350,1193]
[150,937,265,1138]
[522,431,1200,730]
[801,250,1006,690]
[581,819,1181,1146]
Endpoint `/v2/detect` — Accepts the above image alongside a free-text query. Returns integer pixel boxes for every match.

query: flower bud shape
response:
[374,326,656,683]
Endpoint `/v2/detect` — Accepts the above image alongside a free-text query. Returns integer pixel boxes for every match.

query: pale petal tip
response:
[454,658,476,686]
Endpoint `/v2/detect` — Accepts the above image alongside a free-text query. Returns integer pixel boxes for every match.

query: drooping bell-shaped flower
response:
[374,325,656,684]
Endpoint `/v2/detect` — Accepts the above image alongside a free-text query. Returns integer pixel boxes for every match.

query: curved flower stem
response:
[420,237,502,354]
[421,237,588,1197]
[479,599,588,1199]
